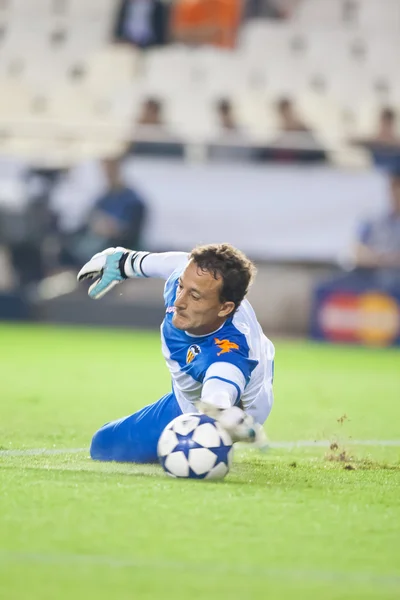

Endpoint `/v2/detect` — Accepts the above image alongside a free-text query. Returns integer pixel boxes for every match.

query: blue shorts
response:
[90,393,183,463]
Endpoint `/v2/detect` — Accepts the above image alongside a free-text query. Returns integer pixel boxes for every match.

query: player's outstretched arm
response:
[77,247,189,300]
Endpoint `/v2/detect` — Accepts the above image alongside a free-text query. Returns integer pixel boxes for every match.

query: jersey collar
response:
[185,321,226,339]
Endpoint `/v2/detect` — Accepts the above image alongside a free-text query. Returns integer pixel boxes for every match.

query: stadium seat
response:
[82,45,139,92]
[239,22,315,95]
[234,91,278,141]
[304,29,368,72]
[0,1,398,166]
[296,91,343,141]
[188,47,246,99]
[293,0,348,26]
[142,46,192,97]
[0,81,36,120]
[65,0,117,23]
[6,0,55,20]
[357,0,400,29]
[239,21,301,59]
[364,33,400,81]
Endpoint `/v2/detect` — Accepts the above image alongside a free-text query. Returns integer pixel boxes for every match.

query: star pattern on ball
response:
[174,432,204,459]
[188,468,208,480]
[208,442,231,464]
[197,414,218,426]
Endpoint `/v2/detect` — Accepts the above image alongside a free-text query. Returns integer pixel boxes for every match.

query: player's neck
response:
[185,319,226,338]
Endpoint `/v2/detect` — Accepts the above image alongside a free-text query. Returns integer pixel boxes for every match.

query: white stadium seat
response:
[293,0,400,29]
[357,0,400,29]
[141,46,193,101]
[293,0,348,26]
[188,47,246,99]
[239,21,299,59]
[7,0,56,19]
[296,91,343,141]
[67,0,117,22]
[0,1,398,165]
[0,81,36,120]
[303,29,368,72]
[239,22,311,95]
[83,45,139,92]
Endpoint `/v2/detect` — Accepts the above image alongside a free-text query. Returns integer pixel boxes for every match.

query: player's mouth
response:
[174,310,187,320]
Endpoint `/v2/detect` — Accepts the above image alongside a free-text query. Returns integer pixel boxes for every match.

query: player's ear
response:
[218,301,235,318]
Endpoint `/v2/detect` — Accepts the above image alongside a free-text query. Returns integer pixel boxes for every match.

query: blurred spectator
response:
[351,107,400,147]
[373,107,400,145]
[170,0,242,49]
[0,169,60,287]
[216,98,239,132]
[260,97,327,163]
[132,97,185,158]
[60,157,147,267]
[136,97,164,127]
[243,0,299,20]
[276,97,309,132]
[114,0,170,48]
[351,107,400,173]
[208,98,254,162]
[353,170,400,287]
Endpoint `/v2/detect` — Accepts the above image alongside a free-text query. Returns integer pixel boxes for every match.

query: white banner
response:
[125,160,389,262]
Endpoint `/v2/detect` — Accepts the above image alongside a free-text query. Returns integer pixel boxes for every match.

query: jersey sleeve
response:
[202,362,246,406]
[131,251,189,280]
[202,334,258,405]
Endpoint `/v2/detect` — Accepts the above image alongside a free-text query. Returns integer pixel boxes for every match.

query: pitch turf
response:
[0,323,399,600]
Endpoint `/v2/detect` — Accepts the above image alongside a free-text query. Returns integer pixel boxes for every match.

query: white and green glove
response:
[77,247,147,299]
[198,402,268,449]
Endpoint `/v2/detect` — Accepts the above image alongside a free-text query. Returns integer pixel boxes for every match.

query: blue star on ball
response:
[174,432,204,459]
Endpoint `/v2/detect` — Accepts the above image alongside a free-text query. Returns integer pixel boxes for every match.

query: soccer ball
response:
[157,413,233,480]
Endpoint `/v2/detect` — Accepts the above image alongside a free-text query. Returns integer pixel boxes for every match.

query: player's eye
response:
[191,294,200,301]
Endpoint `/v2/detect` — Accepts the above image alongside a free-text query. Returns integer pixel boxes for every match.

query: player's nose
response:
[174,290,186,309]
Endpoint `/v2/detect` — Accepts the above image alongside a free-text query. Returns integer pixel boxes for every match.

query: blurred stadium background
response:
[0,0,400,345]
[0,4,399,598]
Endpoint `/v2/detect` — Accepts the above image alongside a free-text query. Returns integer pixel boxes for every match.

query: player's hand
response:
[198,403,268,448]
[77,247,131,300]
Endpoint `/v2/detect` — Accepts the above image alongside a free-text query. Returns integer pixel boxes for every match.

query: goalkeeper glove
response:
[198,402,268,449]
[77,247,146,300]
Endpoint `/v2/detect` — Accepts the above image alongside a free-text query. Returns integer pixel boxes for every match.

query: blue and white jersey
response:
[161,267,275,425]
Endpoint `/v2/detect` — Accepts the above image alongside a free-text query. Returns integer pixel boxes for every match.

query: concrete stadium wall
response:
[247,263,337,335]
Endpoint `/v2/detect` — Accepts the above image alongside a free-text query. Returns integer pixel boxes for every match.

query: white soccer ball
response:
[157,413,234,480]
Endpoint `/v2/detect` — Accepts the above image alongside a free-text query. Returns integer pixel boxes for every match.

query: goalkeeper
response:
[78,243,275,462]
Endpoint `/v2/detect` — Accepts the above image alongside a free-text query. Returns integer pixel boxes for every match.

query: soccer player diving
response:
[77,244,275,462]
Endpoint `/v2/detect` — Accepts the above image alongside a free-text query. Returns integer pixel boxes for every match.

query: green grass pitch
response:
[0,323,399,600]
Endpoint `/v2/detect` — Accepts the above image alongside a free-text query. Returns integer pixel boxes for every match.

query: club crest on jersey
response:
[186,344,201,364]
[214,338,239,356]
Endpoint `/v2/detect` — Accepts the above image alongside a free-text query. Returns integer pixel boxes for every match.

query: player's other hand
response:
[77,247,130,299]
[198,403,268,449]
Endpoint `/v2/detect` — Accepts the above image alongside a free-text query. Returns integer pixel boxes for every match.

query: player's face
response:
[173,260,235,336]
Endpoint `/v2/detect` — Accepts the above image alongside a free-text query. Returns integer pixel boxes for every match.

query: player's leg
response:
[90,392,182,463]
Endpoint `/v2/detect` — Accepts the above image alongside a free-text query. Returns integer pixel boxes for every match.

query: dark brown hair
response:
[190,243,256,312]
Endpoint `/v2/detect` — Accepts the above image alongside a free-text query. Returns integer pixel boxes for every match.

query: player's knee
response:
[90,423,115,461]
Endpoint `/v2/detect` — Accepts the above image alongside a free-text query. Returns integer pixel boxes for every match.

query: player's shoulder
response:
[232,299,261,340]
[206,317,251,361]
[199,316,259,382]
